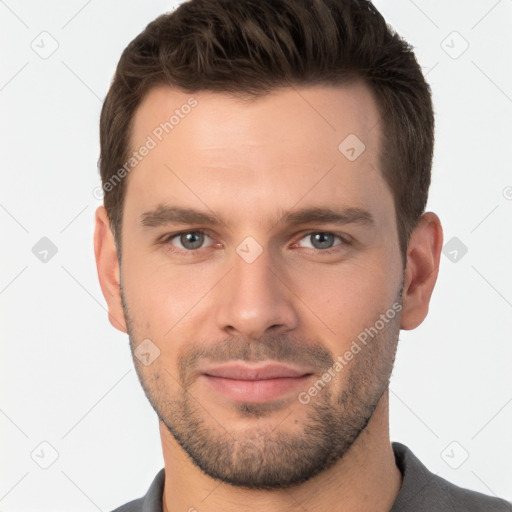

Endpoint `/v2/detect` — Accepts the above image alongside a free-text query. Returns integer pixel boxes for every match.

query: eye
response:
[296,232,348,251]
[165,230,214,251]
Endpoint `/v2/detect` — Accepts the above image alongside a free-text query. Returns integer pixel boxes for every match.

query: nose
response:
[214,247,299,340]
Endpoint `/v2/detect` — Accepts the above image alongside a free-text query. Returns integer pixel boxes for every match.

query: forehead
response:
[131,83,380,155]
[124,83,393,231]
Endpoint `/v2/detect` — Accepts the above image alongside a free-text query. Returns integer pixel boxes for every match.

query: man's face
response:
[118,83,404,488]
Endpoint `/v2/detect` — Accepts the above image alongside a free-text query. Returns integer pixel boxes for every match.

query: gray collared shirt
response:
[111,442,512,511]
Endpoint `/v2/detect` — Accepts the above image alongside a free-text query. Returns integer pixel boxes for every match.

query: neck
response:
[160,389,402,512]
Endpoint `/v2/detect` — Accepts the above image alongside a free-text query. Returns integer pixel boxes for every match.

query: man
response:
[94,0,511,510]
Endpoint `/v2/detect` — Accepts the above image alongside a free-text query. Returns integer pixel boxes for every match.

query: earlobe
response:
[400,212,443,331]
[93,206,128,333]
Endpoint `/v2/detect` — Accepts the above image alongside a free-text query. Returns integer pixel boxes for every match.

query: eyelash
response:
[159,229,351,257]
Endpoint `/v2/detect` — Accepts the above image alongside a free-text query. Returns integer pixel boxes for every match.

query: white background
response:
[1,0,511,510]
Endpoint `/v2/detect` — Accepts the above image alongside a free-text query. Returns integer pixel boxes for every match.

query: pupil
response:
[312,233,333,249]
[181,232,203,249]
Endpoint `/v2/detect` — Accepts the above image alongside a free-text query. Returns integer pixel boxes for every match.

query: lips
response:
[199,362,314,403]
[203,363,311,380]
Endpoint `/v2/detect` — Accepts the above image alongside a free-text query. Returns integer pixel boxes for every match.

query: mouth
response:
[199,362,315,403]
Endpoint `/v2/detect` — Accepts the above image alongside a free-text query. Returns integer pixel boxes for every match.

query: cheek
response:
[122,256,217,337]
[290,258,397,342]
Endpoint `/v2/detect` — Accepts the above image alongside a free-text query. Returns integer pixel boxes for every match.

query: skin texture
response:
[94,83,443,511]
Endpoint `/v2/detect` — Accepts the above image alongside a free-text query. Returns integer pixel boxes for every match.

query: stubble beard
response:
[121,284,402,489]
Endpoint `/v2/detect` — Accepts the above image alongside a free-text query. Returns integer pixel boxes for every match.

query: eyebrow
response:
[140,205,219,229]
[278,206,375,228]
[140,204,375,230]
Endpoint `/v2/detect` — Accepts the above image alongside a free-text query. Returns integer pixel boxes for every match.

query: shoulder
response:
[109,497,144,512]
[108,468,165,512]
[391,442,512,512]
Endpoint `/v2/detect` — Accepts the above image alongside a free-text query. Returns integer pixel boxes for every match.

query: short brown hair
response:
[99,0,434,266]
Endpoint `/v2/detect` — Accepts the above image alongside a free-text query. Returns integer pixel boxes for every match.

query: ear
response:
[400,212,443,330]
[93,206,127,333]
